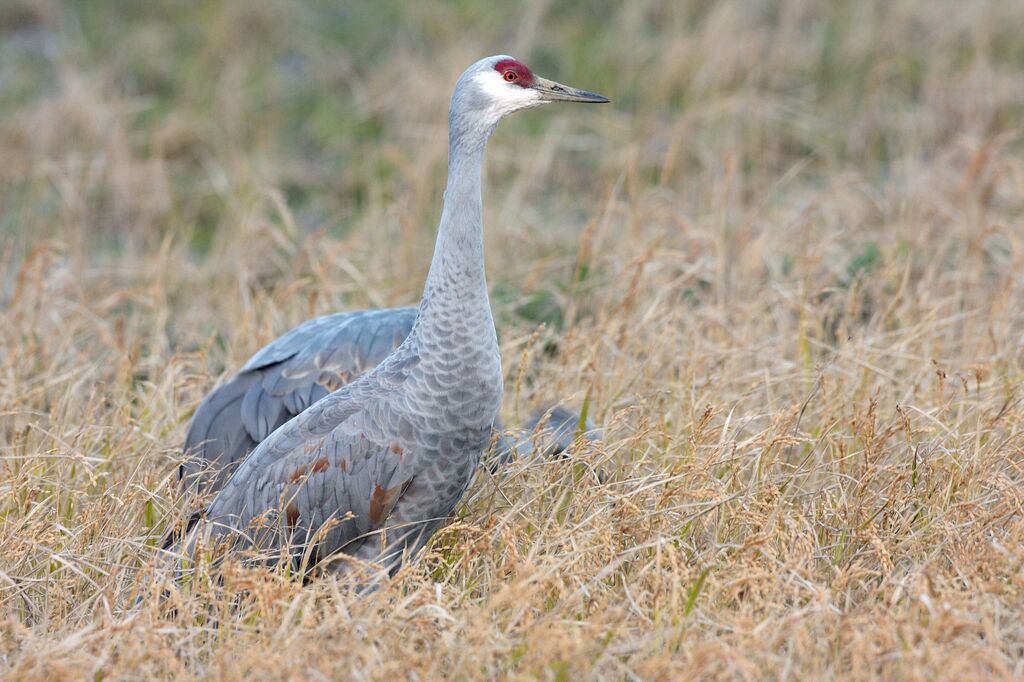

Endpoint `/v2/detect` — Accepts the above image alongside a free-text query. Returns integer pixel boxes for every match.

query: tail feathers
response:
[523,405,601,456]
[491,404,601,470]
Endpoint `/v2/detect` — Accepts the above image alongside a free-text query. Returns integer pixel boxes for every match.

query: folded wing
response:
[181,307,417,494]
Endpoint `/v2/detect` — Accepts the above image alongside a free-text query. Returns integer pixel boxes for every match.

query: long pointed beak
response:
[531,76,610,103]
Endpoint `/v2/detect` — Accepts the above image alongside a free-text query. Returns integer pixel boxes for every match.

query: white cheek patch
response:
[474,71,542,114]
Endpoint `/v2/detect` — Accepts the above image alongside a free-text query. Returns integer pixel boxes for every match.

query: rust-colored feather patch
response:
[288,457,330,483]
[319,370,350,391]
[369,483,402,525]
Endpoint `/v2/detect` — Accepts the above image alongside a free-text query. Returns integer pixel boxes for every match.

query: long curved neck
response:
[417,111,496,329]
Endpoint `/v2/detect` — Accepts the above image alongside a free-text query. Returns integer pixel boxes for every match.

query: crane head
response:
[452,55,609,129]
[490,57,609,104]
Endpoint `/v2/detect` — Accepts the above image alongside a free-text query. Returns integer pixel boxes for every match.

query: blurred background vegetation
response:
[3,0,1020,251]
[3,0,1021,362]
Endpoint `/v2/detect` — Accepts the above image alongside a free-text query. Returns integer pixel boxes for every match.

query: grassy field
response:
[2,0,1024,678]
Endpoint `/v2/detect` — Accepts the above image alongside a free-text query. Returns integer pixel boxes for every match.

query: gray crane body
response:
[176,56,608,581]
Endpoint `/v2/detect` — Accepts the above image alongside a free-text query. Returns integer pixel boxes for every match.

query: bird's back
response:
[181,307,417,494]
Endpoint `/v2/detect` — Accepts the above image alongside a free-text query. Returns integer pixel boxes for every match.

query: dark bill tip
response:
[570,89,611,104]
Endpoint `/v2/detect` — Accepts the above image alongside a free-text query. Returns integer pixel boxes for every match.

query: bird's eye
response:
[503,71,518,82]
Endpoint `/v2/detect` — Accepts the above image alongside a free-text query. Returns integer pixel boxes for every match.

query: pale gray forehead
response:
[470,55,516,72]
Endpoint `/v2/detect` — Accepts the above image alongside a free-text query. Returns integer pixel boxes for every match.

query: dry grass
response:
[2,0,1024,679]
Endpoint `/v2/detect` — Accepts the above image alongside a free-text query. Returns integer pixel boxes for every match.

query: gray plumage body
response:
[174,56,608,580]
[181,306,592,497]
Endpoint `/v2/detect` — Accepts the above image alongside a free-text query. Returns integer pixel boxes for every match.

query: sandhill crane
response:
[172,56,608,582]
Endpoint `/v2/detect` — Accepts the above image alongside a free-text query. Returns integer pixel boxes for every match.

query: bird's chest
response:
[410,333,502,430]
